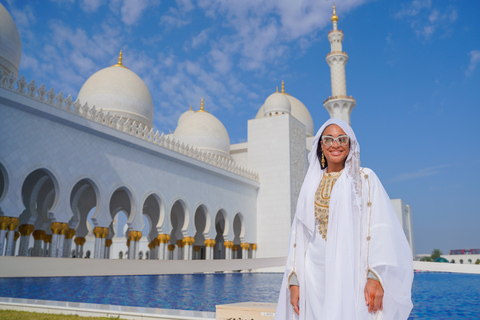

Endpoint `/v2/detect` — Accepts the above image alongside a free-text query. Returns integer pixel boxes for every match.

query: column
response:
[176,240,184,260]
[224,241,233,260]
[18,224,34,256]
[56,223,69,258]
[0,217,8,255]
[100,228,108,259]
[157,234,170,260]
[63,229,76,258]
[232,245,239,259]
[44,234,52,256]
[32,230,46,256]
[134,231,142,259]
[167,244,175,260]
[93,227,103,259]
[74,237,86,258]
[12,231,20,256]
[194,246,200,260]
[183,237,194,260]
[241,242,250,259]
[251,243,257,259]
[49,222,62,257]
[127,231,136,259]
[204,239,215,260]
[5,217,19,256]
[105,239,112,259]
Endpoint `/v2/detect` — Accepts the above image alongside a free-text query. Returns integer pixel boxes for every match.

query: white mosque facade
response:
[0,4,415,262]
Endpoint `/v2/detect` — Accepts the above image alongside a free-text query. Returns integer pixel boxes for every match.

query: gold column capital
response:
[177,239,185,248]
[65,228,76,239]
[93,226,104,238]
[204,239,216,247]
[50,222,63,235]
[251,243,257,251]
[19,224,35,236]
[224,241,234,249]
[135,231,142,241]
[232,245,239,252]
[14,231,20,241]
[101,227,109,239]
[8,217,19,231]
[33,230,46,241]
[44,234,52,243]
[194,246,200,252]
[128,230,136,241]
[59,223,69,235]
[105,239,113,247]
[157,234,171,243]
[167,244,175,251]
[240,242,250,250]
[126,239,131,247]
[0,217,9,230]
[74,237,86,245]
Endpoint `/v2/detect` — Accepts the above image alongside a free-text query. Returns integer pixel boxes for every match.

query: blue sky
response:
[3,0,480,255]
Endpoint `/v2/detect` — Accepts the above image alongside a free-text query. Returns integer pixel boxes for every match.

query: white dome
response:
[263,92,291,116]
[0,4,22,78]
[178,108,195,125]
[77,56,154,128]
[174,107,231,159]
[256,92,314,136]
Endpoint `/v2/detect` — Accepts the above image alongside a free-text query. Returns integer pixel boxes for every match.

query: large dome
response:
[0,3,22,79]
[77,52,154,128]
[256,84,314,136]
[174,101,231,159]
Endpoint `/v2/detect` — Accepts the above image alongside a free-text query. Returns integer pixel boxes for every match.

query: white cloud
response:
[395,0,457,40]
[80,0,104,12]
[120,0,149,25]
[191,29,210,49]
[466,50,480,77]
[208,49,231,74]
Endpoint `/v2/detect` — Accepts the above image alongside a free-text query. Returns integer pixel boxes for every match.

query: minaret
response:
[323,4,356,124]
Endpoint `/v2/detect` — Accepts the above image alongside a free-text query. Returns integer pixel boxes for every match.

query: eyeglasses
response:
[321,135,350,146]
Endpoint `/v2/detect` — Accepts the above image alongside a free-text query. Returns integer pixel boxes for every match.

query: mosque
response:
[0,4,415,263]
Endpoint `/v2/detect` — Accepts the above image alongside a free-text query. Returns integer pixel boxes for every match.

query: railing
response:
[0,73,259,182]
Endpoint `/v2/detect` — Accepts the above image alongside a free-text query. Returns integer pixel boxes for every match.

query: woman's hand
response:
[364,279,384,313]
[290,285,300,315]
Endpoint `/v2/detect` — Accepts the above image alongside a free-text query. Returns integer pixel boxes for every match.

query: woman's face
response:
[320,124,350,170]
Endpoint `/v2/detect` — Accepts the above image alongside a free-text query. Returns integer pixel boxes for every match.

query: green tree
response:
[431,249,443,261]
[420,256,432,262]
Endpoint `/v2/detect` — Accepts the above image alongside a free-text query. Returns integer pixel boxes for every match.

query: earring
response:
[321,152,325,167]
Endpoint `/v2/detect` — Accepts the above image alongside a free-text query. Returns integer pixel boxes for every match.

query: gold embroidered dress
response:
[315,170,343,240]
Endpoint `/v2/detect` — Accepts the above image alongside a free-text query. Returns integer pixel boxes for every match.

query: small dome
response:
[77,52,154,128]
[174,101,231,159]
[0,3,22,78]
[178,107,195,125]
[263,92,291,116]
[256,86,314,136]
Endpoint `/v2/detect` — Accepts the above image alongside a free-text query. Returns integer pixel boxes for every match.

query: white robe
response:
[275,119,413,320]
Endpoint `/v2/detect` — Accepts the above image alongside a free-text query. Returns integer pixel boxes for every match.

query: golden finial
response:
[276,86,279,93]
[112,50,128,68]
[331,3,338,22]
[281,80,285,94]
[189,104,192,110]
[197,98,209,113]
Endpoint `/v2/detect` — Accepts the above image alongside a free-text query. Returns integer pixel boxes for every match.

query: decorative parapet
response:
[326,51,348,58]
[328,29,343,35]
[323,95,356,105]
[0,73,259,182]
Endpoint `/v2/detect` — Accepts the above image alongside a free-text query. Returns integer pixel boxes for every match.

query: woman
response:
[275,119,413,320]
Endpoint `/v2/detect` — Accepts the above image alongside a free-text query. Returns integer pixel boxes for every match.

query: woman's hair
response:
[316,137,328,170]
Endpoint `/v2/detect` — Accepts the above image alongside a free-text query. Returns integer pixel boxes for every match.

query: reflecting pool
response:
[1,272,479,319]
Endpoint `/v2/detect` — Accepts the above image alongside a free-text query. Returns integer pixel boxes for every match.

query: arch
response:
[0,161,7,203]
[214,209,228,259]
[142,193,162,241]
[233,213,245,259]
[70,178,99,237]
[21,168,58,230]
[193,204,209,260]
[170,199,188,246]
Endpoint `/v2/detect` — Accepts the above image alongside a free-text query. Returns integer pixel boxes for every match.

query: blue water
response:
[0,272,479,319]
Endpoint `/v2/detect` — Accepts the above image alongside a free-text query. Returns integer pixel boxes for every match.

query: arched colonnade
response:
[0,163,257,261]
